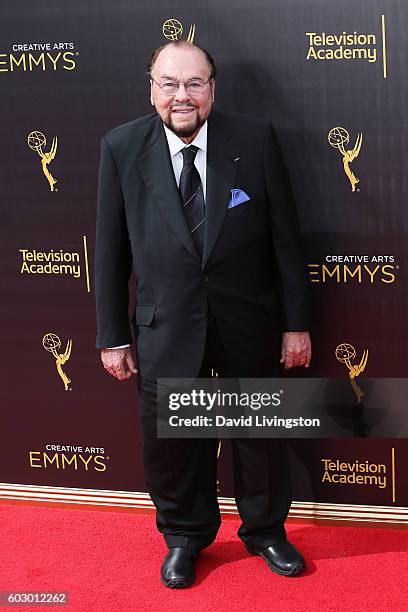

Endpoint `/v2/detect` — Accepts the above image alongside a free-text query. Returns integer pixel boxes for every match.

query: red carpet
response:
[0,503,407,611]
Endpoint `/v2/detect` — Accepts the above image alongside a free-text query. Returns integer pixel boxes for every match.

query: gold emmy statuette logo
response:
[42,333,72,391]
[328,127,363,192]
[27,131,58,192]
[335,343,368,403]
[162,18,195,43]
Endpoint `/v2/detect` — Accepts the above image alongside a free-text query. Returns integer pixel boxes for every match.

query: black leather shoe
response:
[160,547,197,588]
[245,540,305,576]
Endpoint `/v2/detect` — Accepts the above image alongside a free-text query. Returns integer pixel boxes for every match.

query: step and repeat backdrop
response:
[1,0,407,512]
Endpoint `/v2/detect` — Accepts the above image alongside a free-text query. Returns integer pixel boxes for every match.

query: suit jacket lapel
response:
[203,111,239,269]
[137,116,199,261]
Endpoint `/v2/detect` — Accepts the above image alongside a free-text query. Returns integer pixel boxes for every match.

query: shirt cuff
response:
[106,344,130,349]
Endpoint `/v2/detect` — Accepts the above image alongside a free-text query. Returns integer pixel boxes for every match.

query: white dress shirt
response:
[163,120,207,200]
[108,120,208,350]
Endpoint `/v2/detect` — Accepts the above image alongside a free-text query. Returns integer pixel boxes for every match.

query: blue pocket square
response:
[228,188,251,209]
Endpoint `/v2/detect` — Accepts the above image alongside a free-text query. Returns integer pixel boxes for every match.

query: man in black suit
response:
[95,40,311,587]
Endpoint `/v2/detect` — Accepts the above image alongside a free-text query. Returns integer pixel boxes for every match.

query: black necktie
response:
[179,145,205,256]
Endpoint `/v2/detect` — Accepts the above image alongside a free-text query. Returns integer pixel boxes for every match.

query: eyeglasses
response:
[150,75,212,96]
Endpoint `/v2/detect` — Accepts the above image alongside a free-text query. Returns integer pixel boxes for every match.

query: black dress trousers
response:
[137,313,292,551]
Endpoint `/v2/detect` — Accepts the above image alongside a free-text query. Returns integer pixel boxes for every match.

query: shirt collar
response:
[163,120,208,157]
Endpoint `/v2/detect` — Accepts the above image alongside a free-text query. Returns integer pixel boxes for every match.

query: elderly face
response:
[150,44,215,141]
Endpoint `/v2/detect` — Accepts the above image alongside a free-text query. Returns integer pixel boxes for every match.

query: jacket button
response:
[200,310,207,317]
[202,274,209,282]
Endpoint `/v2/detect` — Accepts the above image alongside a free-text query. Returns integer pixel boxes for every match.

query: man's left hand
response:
[280,331,311,369]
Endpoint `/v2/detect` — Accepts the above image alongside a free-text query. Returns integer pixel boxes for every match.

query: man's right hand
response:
[101,347,138,381]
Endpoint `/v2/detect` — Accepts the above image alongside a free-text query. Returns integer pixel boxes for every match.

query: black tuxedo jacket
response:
[95,109,309,379]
